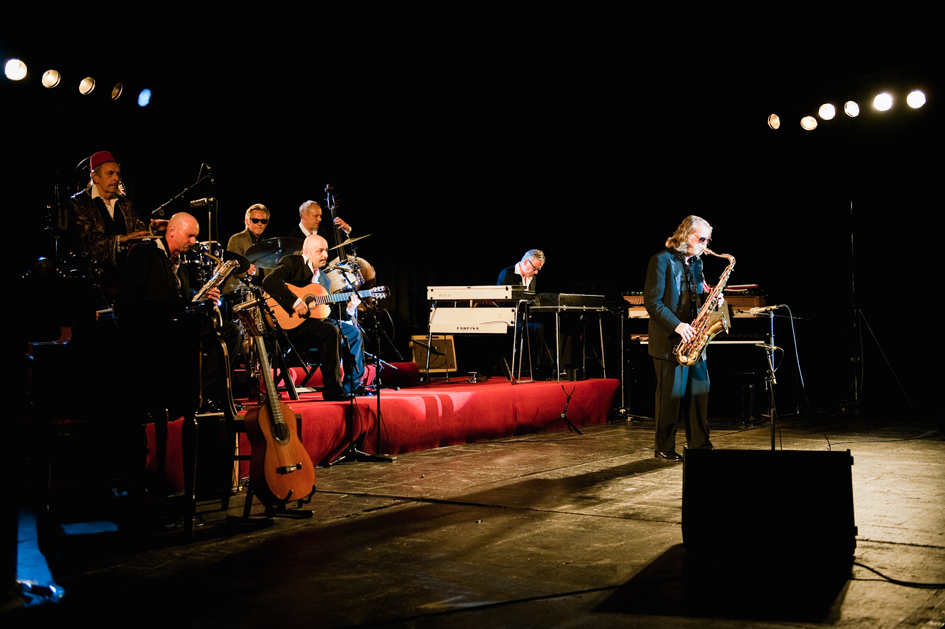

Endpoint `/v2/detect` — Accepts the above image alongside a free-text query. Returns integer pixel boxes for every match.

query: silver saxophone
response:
[193,253,239,302]
[674,248,736,367]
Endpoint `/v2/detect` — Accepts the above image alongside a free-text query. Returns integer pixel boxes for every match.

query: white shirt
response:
[91,184,119,220]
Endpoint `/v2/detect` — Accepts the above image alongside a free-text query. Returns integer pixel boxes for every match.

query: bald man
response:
[263,234,365,401]
[117,212,214,302]
[117,212,237,412]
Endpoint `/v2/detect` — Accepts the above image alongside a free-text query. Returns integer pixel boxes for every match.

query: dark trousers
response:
[290,317,365,394]
[653,357,712,453]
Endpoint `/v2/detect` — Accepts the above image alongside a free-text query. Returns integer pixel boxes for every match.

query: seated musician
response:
[497,250,550,379]
[116,212,239,412]
[496,249,545,291]
[262,234,366,401]
[223,202,270,293]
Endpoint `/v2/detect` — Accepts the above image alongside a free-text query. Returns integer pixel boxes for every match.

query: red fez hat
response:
[89,151,118,171]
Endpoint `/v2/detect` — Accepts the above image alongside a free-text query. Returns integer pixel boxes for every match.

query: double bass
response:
[234,297,316,511]
[323,184,376,293]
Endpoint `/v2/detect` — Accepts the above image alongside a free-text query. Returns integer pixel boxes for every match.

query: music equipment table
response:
[530,293,614,382]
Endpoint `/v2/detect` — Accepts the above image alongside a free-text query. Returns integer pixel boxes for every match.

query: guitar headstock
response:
[369,286,390,299]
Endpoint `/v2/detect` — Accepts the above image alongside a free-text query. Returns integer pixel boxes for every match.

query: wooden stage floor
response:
[9,404,945,628]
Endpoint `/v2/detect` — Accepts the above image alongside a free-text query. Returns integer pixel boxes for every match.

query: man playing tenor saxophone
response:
[644,215,722,460]
[116,212,240,413]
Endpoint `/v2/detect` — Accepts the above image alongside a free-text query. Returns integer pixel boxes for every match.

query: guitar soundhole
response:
[272,422,291,444]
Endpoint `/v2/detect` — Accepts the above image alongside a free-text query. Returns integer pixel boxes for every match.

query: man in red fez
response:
[70,151,164,285]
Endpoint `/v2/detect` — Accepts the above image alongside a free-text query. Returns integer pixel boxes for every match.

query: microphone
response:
[190,197,216,208]
[748,305,783,315]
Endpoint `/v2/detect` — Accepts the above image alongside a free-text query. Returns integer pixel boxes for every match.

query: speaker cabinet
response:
[410,335,457,373]
[682,449,856,559]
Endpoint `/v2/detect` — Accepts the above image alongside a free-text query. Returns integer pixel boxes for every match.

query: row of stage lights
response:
[4,58,152,106]
[768,89,927,131]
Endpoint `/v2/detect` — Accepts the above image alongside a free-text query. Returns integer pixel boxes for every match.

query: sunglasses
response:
[249,218,269,224]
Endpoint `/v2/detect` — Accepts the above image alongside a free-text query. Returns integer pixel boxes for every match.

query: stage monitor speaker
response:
[410,335,457,373]
[682,449,856,559]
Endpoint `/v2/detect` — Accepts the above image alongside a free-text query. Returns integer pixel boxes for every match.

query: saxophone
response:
[193,254,239,302]
[674,248,736,367]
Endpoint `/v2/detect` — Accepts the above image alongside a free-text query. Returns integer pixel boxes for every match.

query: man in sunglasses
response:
[226,203,270,286]
[644,215,716,461]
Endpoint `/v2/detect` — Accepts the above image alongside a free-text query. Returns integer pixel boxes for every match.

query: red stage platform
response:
[270,376,620,465]
[148,374,620,491]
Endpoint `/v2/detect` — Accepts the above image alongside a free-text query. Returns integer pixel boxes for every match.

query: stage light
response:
[42,69,61,88]
[4,58,27,81]
[906,90,926,109]
[818,103,836,120]
[767,114,781,130]
[873,92,893,111]
[800,116,818,131]
[138,89,152,107]
[79,76,95,95]
[111,83,123,100]
[844,101,860,117]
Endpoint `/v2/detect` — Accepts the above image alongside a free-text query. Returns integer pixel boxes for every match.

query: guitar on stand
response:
[234,298,316,515]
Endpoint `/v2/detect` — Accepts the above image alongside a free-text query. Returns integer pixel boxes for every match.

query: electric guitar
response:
[268,283,390,330]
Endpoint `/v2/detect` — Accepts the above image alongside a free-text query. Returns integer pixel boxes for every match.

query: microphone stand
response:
[149,165,213,220]
[327,312,393,466]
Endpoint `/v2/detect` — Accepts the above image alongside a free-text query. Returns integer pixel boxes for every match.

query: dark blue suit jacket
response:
[644,248,705,360]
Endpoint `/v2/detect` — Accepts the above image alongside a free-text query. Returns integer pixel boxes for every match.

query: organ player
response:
[643,216,717,460]
[497,249,550,380]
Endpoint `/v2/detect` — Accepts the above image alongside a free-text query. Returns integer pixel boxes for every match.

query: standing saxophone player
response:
[644,215,719,460]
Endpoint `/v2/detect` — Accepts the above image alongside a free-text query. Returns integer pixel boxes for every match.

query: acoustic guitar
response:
[267,283,390,330]
[235,300,316,510]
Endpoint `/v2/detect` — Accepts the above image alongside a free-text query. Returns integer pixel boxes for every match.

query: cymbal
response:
[245,237,304,268]
[328,234,372,251]
[223,250,250,274]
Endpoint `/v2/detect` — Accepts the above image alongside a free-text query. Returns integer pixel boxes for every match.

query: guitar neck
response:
[309,289,374,306]
[254,335,285,426]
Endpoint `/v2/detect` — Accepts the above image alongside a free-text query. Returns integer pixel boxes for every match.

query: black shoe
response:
[351,387,375,397]
[655,451,683,461]
[323,390,353,401]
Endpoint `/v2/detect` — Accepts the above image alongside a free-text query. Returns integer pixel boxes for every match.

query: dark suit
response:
[116,239,239,407]
[496,264,537,293]
[497,264,548,376]
[286,225,308,243]
[117,239,190,302]
[263,255,365,395]
[644,248,712,453]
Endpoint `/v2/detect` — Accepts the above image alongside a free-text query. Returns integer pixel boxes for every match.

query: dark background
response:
[6,24,938,412]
